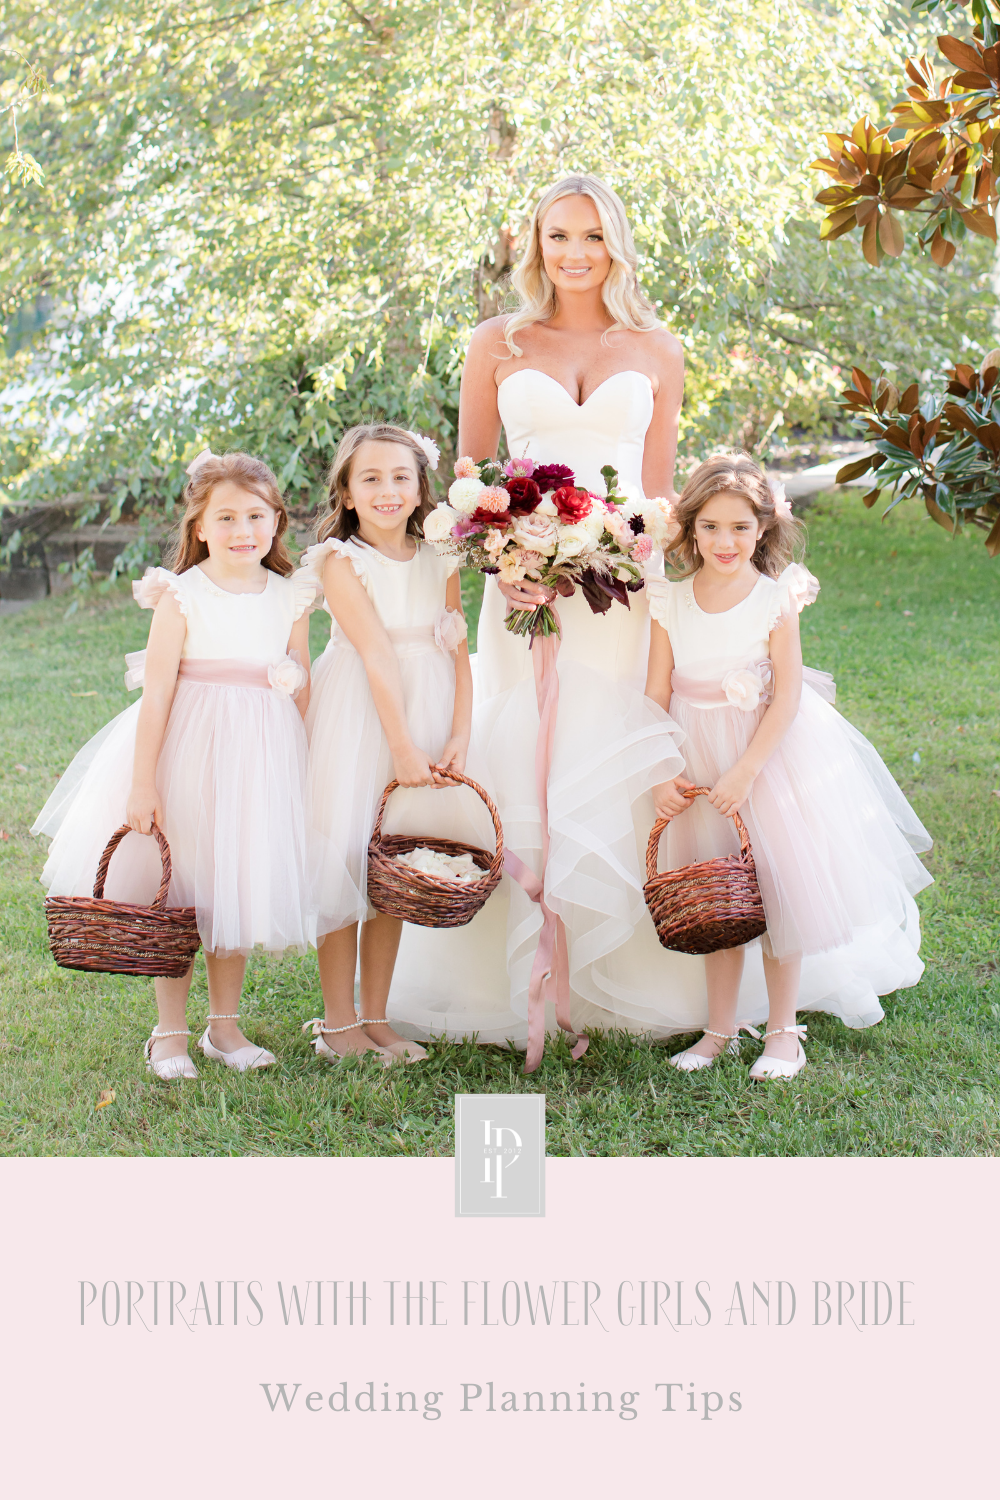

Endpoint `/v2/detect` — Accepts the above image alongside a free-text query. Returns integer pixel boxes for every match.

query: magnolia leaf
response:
[985,511,1000,556]
[898,383,920,415]
[820,211,859,241]
[960,206,998,241]
[851,367,874,401]
[952,68,992,89]
[885,424,913,449]
[815,185,856,206]
[879,209,905,255]
[836,454,875,482]
[862,214,882,266]
[862,487,881,508]
[976,421,1000,453]
[937,36,986,74]
[930,228,957,266]
[924,491,957,532]
[886,185,931,206]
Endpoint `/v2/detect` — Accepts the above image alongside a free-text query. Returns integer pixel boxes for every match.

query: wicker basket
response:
[44,824,202,977]
[367,773,504,928]
[643,788,767,954]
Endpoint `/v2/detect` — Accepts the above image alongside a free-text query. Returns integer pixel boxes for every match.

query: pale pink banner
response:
[2,1157,994,1498]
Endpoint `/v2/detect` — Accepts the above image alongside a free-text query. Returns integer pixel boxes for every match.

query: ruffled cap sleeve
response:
[297,539,367,612]
[766,563,819,633]
[132,566,188,616]
[644,573,672,629]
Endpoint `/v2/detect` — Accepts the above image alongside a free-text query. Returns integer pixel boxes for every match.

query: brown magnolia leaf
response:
[815,185,856,206]
[982,348,1000,376]
[930,229,957,266]
[862,487,881,509]
[899,383,920,415]
[985,511,1000,556]
[95,1090,116,1111]
[960,206,997,242]
[856,197,879,226]
[952,68,992,89]
[908,425,926,460]
[955,363,977,385]
[879,209,905,256]
[836,454,875,482]
[851,117,872,151]
[885,424,912,450]
[862,214,882,265]
[937,35,986,74]
[924,492,957,532]
[886,185,931,206]
[851,367,874,401]
[821,211,859,242]
[943,401,977,432]
[823,132,846,155]
[982,42,1000,79]
[976,421,1000,454]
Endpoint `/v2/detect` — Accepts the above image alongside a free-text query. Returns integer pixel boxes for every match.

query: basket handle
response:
[371,772,504,880]
[93,823,173,909]
[645,787,752,883]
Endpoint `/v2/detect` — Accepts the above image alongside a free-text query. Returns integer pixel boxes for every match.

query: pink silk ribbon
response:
[177,658,273,688]
[502,611,589,1074]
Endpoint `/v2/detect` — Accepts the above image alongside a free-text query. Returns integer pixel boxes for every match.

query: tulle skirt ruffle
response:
[306,639,496,939]
[33,679,311,957]
[656,679,933,1025]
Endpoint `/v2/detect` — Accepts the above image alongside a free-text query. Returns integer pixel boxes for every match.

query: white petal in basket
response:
[395,847,480,883]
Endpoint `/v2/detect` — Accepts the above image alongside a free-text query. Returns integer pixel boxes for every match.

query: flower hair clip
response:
[405,431,440,471]
[185,448,217,477]
[767,477,793,519]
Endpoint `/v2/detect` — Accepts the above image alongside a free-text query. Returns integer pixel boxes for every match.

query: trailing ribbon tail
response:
[501,615,588,1074]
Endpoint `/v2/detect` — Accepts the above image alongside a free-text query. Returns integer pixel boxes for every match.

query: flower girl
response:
[298,424,483,1065]
[33,450,316,1079]
[644,453,932,1079]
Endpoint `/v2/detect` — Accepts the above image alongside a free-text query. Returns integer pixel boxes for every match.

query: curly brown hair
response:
[669,452,805,579]
[165,451,294,576]
[317,424,435,543]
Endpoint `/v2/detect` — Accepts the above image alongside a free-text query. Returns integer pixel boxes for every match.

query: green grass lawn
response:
[1,492,998,1156]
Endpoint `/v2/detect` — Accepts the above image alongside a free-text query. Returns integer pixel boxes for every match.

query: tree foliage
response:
[1,0,995,586]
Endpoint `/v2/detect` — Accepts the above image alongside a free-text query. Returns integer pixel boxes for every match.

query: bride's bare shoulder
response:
[643,325,684,364]
[467,316,515,360]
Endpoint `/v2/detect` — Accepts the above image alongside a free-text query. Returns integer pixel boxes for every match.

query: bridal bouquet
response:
[423,454,675,638]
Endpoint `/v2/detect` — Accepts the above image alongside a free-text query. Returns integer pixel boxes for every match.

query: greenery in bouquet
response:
[423,456,674,639]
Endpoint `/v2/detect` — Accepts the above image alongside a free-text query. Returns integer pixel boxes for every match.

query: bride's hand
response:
[498,579,556,608]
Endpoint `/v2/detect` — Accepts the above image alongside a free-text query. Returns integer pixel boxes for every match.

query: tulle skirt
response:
[33,677,311,957]
[656,675,933,1023]
[306,638,496,938]
[387,583,697,1042]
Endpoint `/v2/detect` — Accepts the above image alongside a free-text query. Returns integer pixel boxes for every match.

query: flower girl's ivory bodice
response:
[476,368,656,698]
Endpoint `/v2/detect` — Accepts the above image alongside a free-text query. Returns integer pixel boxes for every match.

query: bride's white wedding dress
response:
[387,368,715,1043]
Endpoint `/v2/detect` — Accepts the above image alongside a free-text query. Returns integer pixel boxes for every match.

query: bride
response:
[385,172,730,1047]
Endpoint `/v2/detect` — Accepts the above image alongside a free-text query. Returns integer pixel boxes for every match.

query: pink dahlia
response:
[552,485,593,524]
[631,534,653,564]
[454,455,480,479]
[476,485,509,513]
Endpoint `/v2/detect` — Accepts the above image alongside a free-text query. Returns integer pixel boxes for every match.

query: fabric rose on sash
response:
[721,661,773,711]
[268,652,308,698]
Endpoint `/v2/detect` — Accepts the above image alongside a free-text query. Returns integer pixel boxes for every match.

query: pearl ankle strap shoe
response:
[198,1014,275,1072]
[748,1024,808,1081]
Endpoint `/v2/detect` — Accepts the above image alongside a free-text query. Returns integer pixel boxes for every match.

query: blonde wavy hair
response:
[671,453,805,580]
[503,174,659,356]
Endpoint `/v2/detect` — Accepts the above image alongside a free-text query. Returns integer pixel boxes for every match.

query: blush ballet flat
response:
[669,1023,759,1074]
[144,1028,199,1082]
[302,1017,393,1065]
[198,1013,276,1072]
[748,1024,807,1081]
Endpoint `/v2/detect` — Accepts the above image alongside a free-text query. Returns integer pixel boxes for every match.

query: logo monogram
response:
[455,1095,545,1217]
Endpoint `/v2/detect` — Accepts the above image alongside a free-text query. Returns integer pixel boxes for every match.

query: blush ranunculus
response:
[551,485,593,524]
[506,477,543,515]
[512,512,558,556]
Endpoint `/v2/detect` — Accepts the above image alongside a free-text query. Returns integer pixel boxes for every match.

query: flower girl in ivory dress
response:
[644,453,932,1079]
[32,451,316,1080]
[298,424,484,1064]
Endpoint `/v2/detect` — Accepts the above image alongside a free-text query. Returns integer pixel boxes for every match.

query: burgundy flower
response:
[532,463,575,493]
[551,485,593,524]
[506,477,542,515]
[472,507,513,526]
[629,514,645,535]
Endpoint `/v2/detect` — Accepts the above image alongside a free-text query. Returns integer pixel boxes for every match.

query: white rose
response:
[448,477,485,516]
[536,494,559,518]
[582,503,609,540]
[512,513,558,556]
[555,523,593,560]
[423,504,461,541]
[640,496,675,546]
[721,668,765,712]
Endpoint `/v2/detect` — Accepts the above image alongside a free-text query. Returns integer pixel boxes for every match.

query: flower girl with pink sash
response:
[645,453,932,1080]
[32,451,317,1079]
[296,424,490,1065]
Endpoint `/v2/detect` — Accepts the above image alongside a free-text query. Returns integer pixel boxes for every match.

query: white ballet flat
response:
[302,1018,393,1066]
[198,1014,275,1072]
[669,1023,759,1074]
[377,1039,429,1064]
[748,1024,808,1081]
[144,1028,199,1082]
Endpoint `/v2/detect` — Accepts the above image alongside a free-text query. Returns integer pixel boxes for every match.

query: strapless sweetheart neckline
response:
[497,366,653,410]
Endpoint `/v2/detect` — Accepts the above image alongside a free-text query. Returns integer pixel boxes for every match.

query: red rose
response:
[552,485,593,524]
[471,507,513,526]
[505,477,542,515]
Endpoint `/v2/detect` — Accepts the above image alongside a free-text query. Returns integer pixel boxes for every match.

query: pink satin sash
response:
[671,660,836,709]
[178,658,272,688]
[501,610,589,1075]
